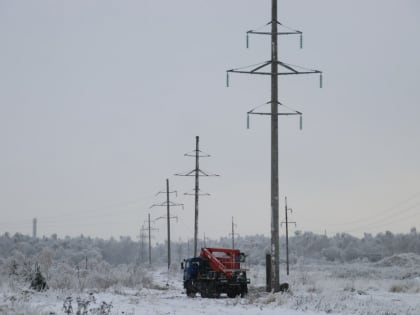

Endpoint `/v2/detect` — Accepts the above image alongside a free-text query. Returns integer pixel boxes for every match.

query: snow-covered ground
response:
[1,254,420,315]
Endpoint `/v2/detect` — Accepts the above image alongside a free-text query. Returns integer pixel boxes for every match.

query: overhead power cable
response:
[329,190,420,227]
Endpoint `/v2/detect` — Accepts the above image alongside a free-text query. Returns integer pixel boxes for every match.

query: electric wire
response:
[344,202,420,233]
[329,190,420,227]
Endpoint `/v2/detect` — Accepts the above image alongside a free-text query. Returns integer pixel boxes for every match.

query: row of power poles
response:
[139,160,297,276]
[141,136,218,269]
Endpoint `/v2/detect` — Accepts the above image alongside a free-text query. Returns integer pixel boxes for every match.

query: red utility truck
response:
[182,247,249,298]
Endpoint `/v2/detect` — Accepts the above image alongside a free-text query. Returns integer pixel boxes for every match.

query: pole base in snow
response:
[273,282,289,293]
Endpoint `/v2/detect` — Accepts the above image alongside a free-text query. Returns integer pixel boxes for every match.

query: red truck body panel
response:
[200,247,242,278]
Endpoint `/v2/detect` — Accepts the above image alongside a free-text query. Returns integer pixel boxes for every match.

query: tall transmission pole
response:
[281,196,296,275]
[32,218,37,238]
[203,233,207,248]
[151,179,183,270]
[145,213,158,266]
[175,136,219,257]
[226,0,322,292]
[138,225,147,265]
[229,216,239,249]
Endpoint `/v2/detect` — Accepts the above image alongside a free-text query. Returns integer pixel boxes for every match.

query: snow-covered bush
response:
[48,262,77,290]
[322,246,343,262]
[389,280,420,293]
[342,244,363,262]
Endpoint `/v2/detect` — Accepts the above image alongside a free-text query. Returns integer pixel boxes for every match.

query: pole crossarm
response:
[246,20,303,49]
[227,61,322,82]
[175,169,219,177]
[246,101,303,130]
[155,215,179,223]
[184,151,211,158]
[143,218,159,231]
[248,30,300,35]
[184,189,210,196]
[156,190,178,197]
[150,201,184,209]
[281,221,297,226]
[142,225,158,233]
[142,223,158,240]
[247,101,302,115]
[247,20,302,36]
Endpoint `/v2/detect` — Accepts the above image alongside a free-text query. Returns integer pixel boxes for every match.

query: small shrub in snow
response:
[49,262,77,290]
[61,294,113,315]
[90,301,112,315]
[62,296,73,315]
[389,283,408,293]
[322,246,343,262]
[30,265,48,291]
[389,280,420,293]
[306,285,321,293]
[75,295,95,315]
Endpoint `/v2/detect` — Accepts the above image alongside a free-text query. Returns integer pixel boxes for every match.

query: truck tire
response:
[227,289,237,298]
[186,289,196,297]
[240,284,248,297]
[185,281,196,297]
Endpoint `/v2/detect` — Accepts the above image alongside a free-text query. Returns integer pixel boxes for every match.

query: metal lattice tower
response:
[226,0,322,292]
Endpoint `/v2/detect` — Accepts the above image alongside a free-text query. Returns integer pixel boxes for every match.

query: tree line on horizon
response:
[0,228,419,290]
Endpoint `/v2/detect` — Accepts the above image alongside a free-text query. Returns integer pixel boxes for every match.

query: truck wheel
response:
[227,290,237,298]
[186,281,196,297]
[240,285,248,297]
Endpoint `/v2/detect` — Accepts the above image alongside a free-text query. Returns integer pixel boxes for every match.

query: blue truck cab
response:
[182,257,206,284]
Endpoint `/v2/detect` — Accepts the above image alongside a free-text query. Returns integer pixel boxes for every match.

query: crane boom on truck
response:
[181,247,250,298]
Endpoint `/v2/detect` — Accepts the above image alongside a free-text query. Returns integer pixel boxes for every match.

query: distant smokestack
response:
[32,218,37,238]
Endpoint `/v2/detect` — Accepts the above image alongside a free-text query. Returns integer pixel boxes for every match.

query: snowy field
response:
[1,254,420,315]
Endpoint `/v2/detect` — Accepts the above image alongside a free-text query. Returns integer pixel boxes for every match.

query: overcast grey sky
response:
[1,0,419,243]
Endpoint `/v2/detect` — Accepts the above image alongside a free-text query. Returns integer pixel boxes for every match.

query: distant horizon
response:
[3,225,418,243]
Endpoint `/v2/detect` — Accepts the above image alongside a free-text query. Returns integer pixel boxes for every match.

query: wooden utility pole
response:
[281,197,296,275]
